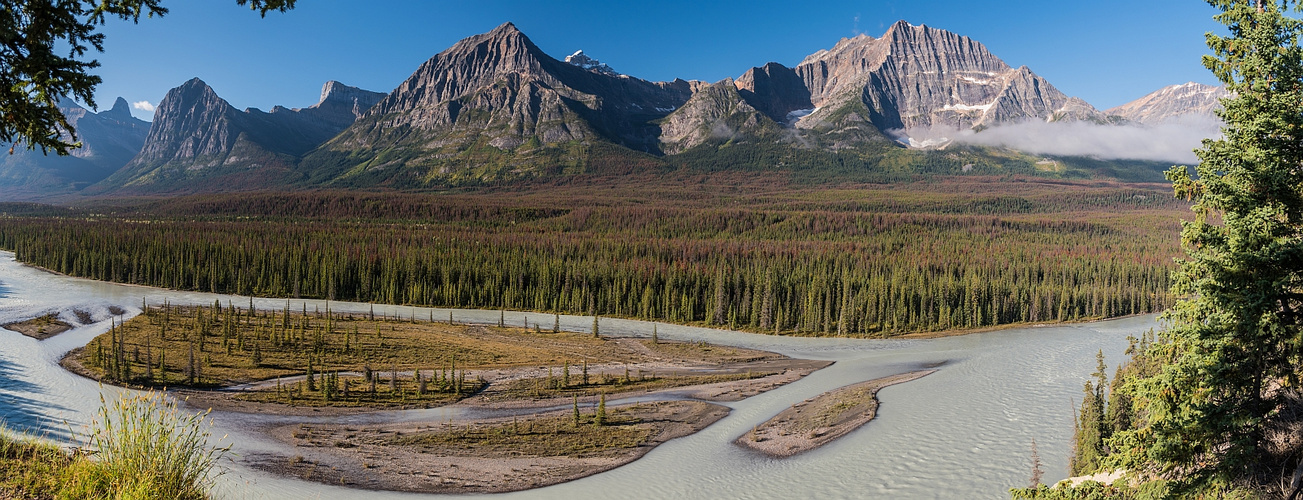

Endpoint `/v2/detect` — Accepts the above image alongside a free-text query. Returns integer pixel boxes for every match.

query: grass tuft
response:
[66,391,228,500]
[0,391,227,499]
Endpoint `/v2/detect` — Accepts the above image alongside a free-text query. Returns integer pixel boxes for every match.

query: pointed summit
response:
[102,97,133,120]
[883,19,915,35]
[490,21,521,35]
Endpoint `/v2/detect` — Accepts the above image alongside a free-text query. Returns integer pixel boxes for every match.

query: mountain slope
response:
[792,21,1105,139]
[78,21,1208,195]
[302,22,698,188]
[0,98,149,199]
[92,78,383,193]
[1106,82,1228,124]
[659,78,784,155]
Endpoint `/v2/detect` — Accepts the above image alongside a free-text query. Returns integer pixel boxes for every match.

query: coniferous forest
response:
[0,175,1185,337]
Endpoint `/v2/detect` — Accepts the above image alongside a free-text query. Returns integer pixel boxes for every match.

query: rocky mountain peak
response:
[313,80,385,119]
[319,81,370,105]
[1106,82,1229,124]
[790,20,1101,135]
[368,22,555,119]
[103,97,133,121]
[734,62,812,122]
[564,50,619,76]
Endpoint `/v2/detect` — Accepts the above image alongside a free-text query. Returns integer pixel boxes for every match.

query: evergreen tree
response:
[1112,0,1303,491]
[595,393,606,426]
[572,395,580,427]
[1071,380,1105,475]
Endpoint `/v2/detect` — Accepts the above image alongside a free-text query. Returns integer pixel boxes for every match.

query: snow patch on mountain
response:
[565,50,620,76]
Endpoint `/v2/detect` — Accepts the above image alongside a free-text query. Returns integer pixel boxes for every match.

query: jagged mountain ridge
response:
[92,78,384,193]
[0,97,149,199]
[306,22,699,187]
[1106,82,1228,124]
[309,21,1113,187]
[787,21,1105,138]
[82,21,1213,195]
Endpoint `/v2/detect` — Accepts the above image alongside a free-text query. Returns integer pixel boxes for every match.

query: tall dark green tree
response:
[1113,0,1303,491]
[0,0,294,154]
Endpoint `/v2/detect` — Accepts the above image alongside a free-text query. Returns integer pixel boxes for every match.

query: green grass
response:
[0,391,226,499]
[0,430,74,499]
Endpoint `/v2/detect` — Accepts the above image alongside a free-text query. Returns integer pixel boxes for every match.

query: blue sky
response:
[90,0,1222,121]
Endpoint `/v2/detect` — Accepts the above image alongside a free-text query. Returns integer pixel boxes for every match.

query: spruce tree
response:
[1114,0,1303,491]
[572,395,581,427]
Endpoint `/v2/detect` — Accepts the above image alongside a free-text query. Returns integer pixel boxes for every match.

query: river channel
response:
[0,251,1154,499]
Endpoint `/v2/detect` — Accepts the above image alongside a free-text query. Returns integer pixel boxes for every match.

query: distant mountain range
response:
[4,21,1228,198]
[0,98,148,199]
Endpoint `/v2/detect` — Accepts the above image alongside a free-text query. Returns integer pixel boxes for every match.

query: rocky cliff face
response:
[1106,82,1228,124]
[128,78,242,165]
[95,78,382,193]
[733,62,813,123]
[0,97,149,199]
[659,78,780,155]
[309,22,697,187]
[792,21,1104,137]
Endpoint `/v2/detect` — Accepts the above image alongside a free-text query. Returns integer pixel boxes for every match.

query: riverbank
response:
[249,400,729,494]
[0,248,1159,499]
[737,369,936,457]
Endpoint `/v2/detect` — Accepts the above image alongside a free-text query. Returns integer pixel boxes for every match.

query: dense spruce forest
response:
[0,175,1185,336]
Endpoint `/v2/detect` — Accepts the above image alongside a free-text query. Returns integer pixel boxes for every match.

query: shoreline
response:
[736,369,936,458]
[247,400,730,494]
[8,254,1158,342]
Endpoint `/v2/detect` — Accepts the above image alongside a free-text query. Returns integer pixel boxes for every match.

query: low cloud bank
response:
[897,114,1223,164]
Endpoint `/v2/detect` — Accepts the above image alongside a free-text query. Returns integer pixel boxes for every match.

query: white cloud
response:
[131,100,155,112]
[898,114,1224,164]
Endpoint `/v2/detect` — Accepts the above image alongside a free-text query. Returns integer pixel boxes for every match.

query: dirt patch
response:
[247,400,729,494]
[736,370,935,457]
[3,314,72,340]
